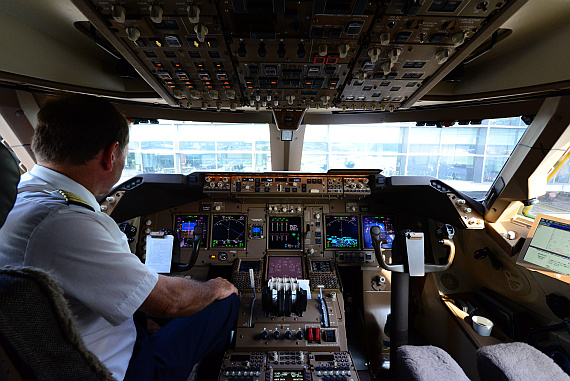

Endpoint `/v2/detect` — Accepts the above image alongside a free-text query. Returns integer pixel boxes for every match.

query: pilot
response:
[0,94,239,381]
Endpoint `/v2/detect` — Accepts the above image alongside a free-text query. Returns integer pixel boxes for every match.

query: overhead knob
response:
[277,42,286,58]
[273,330,280,340]
[321,95,330,105]
[338,44,350,58]
[297,43,306,58]
[226,89,236,100]
[435,49,451,64]
[238,41,247,57]
[296,330,304,340]
[318,44,328,56]
[286,94,295,105]
[106,196,116,204]
[284,331,292,340]
[258,42,267,58]
[380,32,390,46]
[208,90,218,99]
[189,90,201,99]
[381,61,393,75]
[194,23,208,43]
[230,103,237,111]
[261,330,268,340]
[216,103,222,112]
[112,5,126,23]
[452,31,465,47]
[388,48,403,63]
[187,5,200,23]
[173,89,184,99]
[368,47,381,63]
[149,5,163,24]
[125,27,141,42]
[357,72,367,81]
[201,102,208,110]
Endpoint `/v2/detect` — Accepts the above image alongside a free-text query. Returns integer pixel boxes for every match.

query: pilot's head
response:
[32,94,129,166]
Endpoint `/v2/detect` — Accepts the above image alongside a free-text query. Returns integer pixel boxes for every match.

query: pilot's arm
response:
[140,275,238,318]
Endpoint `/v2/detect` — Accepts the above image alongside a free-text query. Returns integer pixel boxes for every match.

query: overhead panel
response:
[74,0,527,112]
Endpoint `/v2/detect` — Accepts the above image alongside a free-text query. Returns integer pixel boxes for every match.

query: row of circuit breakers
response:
[82,0,517,111]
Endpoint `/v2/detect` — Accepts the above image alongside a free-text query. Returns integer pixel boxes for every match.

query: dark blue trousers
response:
[124,294,239,381]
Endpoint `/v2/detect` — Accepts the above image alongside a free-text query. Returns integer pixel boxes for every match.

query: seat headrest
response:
[0,143,20,228]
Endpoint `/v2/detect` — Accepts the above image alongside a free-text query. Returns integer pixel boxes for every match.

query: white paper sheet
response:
[145,235,174,273]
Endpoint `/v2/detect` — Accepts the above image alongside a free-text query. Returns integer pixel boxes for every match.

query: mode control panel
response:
[201,174,376,196]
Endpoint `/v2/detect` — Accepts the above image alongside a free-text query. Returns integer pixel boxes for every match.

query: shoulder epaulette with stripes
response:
[56,190,95,212]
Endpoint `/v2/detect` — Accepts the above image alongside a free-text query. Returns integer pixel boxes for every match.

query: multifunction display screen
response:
[174,215,208,248]
[211,215,246,248]
[325,216,359,248]
[239,261,260,273]
[268,216,302,249]
[267,256,304,278]
[362,216,395,249]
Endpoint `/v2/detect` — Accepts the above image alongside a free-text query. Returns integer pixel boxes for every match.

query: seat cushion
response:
[397,345,470,381]
[477,342,570,381]
[0,266,115,380]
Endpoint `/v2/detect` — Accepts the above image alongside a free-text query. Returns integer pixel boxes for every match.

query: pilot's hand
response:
[208,277,239,300]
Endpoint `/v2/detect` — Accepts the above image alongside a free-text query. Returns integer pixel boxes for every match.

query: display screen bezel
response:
[324,215,360,249]
[265,255,305,279]
[173,214,209,248]
[210,214,247,248]
[268,216,303,250]
[361,215,395,250]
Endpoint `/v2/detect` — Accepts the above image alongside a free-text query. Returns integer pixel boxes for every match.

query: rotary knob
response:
[284,331,292,340]
[273,330,280,340]
[261,330,268,340]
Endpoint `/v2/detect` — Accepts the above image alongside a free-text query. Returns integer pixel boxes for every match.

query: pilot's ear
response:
[100,141,120,171]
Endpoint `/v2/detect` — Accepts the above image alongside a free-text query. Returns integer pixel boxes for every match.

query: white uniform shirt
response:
[0,165,158,380]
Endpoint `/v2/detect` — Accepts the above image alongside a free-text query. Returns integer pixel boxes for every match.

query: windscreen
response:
[121,117,527,197]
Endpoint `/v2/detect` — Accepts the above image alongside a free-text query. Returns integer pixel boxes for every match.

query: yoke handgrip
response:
[371,225,405,273]
[425,238,455,273]
[171,226,203,272]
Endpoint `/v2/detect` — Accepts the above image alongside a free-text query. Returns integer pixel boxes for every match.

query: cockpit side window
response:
[522,148,570,219]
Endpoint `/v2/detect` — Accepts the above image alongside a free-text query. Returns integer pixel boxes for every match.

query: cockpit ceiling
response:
[68,0,527,112]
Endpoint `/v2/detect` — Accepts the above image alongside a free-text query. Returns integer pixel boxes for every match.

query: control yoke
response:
[370,224,456,276]
[369,224,456,373]
[171,226,203,272]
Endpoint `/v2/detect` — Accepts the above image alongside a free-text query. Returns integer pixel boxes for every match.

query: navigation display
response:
[267,256,304,278]
[518,214,570,282]
[325,216,359,248]
[211,215,246,248]
[174,215,208,248]
[362,216,395,249]
[269,216,302,249]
